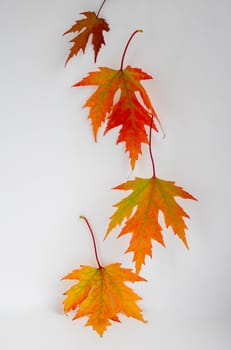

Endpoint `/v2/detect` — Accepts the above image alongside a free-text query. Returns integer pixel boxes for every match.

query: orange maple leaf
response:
[105,177,197,273]
[64,11,109,64]
[62,263,146,337]
[74,30,161,169]
[62,216,146,337]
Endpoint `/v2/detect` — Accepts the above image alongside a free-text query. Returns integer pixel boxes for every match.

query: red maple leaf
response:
[74,30,162,169]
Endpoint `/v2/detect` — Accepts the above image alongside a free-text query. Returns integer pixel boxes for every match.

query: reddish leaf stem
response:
[97,0,107,17]
[120,29,143,71]
[80,216,103,269]
[149,115,156,178]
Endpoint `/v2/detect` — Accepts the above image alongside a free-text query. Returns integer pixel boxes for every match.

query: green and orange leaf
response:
[64,11,110,64]
[74,65,160,169]
[62,263,146,336]
[105,177,197,273]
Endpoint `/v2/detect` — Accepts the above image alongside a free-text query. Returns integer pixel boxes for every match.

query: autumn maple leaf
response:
[64,7,110,65]
[63,263,146,336]
[62,216,146,337]
[105,177,197,273]
[74,30,161,169]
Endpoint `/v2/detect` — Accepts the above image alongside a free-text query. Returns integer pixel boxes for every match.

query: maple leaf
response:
[62,216,146,337]
[62,263,146,337]
[74,30,161,169]
[64,11,110,64]
[105,177,197,273]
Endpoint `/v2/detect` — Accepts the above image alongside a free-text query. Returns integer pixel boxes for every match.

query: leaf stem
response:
[120,29,143,71]
[97,0,107,17]
[80,216,103,269]
[149,115,156,178]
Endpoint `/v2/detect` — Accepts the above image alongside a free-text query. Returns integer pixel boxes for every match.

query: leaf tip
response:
[103,228,110,241]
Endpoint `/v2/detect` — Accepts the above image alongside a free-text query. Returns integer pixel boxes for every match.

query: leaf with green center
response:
[105,177,197,273]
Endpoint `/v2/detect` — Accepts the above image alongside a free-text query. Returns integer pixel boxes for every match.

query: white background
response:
[1,0,231,348]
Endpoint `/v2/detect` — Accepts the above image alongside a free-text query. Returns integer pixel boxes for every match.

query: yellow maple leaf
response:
[62,263,146,336]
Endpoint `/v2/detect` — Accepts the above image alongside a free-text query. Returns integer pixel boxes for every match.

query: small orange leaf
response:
[74,66,160,169]
[62,263,146,336]
[105,177,197,273]
[64,11,110,64]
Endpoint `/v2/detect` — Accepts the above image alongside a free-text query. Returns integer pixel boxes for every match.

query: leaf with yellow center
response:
[62,263,146,336]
